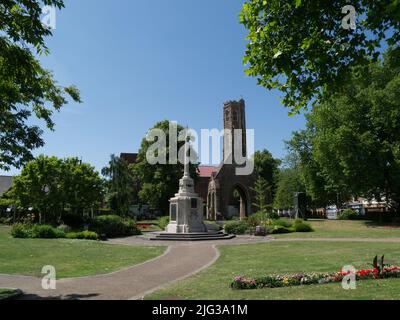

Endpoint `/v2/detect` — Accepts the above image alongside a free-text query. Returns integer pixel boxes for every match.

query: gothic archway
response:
[227,183,250,220]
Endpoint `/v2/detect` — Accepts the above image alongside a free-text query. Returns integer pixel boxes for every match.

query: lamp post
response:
[41,185,50,224]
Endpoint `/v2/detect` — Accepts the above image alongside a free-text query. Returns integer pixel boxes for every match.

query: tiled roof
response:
[197,166,218,177]
[120,153,138,164]
[0,176,13,197]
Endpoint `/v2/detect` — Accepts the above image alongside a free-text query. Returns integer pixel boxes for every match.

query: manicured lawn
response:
[0,225,165,279]
[273,219,400,238]
[147,241,400,300]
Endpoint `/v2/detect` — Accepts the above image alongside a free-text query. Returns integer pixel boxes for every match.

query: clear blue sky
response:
[2,0,306,175]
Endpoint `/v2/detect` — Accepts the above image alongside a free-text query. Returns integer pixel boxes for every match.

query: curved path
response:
[2,235,400,300]
[0,244,218,300]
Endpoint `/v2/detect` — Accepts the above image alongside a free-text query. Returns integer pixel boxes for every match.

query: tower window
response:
[233,111,238,122]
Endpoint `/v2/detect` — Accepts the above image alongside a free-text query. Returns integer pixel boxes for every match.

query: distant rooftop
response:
[197,166,218,178]
[0,176,13,197]
[120,153,138,165]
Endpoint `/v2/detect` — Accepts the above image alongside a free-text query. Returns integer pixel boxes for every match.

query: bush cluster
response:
[157,216,170,230]
[11,224,99,240]
[66,231,99,240]
[223,217,313,235]
[89,215,141,238]
[338,209,359,220]
[224,220,249,235]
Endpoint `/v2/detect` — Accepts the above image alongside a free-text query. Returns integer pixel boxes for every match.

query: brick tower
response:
[223,99,247,165]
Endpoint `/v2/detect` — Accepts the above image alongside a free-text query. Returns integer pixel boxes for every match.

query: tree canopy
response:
[0,0,81,170]
[287,48,400,211]
[102,155,135,216]
[240,0,400,113]
[7,155,103,223]
[133,120,198,214]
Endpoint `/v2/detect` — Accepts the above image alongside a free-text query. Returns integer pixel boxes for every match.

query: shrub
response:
[158,216,170,230]
[292,221,313,232]
[11,223,32,238]
[204,221,222,232]
[12,224,66,239]
[266,211,279,220]
[273,219,293,228]
[66,231,99,240]
[90,215,141,238]
[338,209,359,220]
[32,225,65,239]
[246,214,262,228]
[271,225,293,234]
[224,220,249,235]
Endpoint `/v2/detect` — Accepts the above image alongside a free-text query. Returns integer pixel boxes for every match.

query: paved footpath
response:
[1,235,400,300]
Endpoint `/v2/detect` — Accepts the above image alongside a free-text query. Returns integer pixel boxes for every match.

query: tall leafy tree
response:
[62,158,104,216]
[307,48,400,211]
[0,0,81,170]
[240,0,400,113]
[286,131,341,207]
[102,155,135,216]
[9,155,103,223]
[133,120,198,215]
[273,167,305,209]
[251,177,270,212]
[253,149,280,204]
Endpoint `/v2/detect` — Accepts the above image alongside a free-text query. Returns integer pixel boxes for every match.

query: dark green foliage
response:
[224,220,249,235]
[90,215,141,238]
[338,209,360,220]
[31,225,65,239]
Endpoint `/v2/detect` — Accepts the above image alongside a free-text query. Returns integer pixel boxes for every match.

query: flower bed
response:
[231,266,400,290]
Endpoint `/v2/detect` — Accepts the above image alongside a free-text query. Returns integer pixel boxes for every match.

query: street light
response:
[41,185,50,224]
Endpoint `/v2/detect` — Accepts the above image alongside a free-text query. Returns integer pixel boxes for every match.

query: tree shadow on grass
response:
[16,293,100,300]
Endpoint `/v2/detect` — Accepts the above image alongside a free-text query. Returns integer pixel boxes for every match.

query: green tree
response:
[240,0,400,113]
[62,158,104,217]
[286,131,341,207]
[251,177,270,212]
[0,0,81,171]
[273,167,305,209]
[133,120,198,214]
[307,48,400,211]
[253,149,280,204]
[102,155,134,216]
[9,155,103,223]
